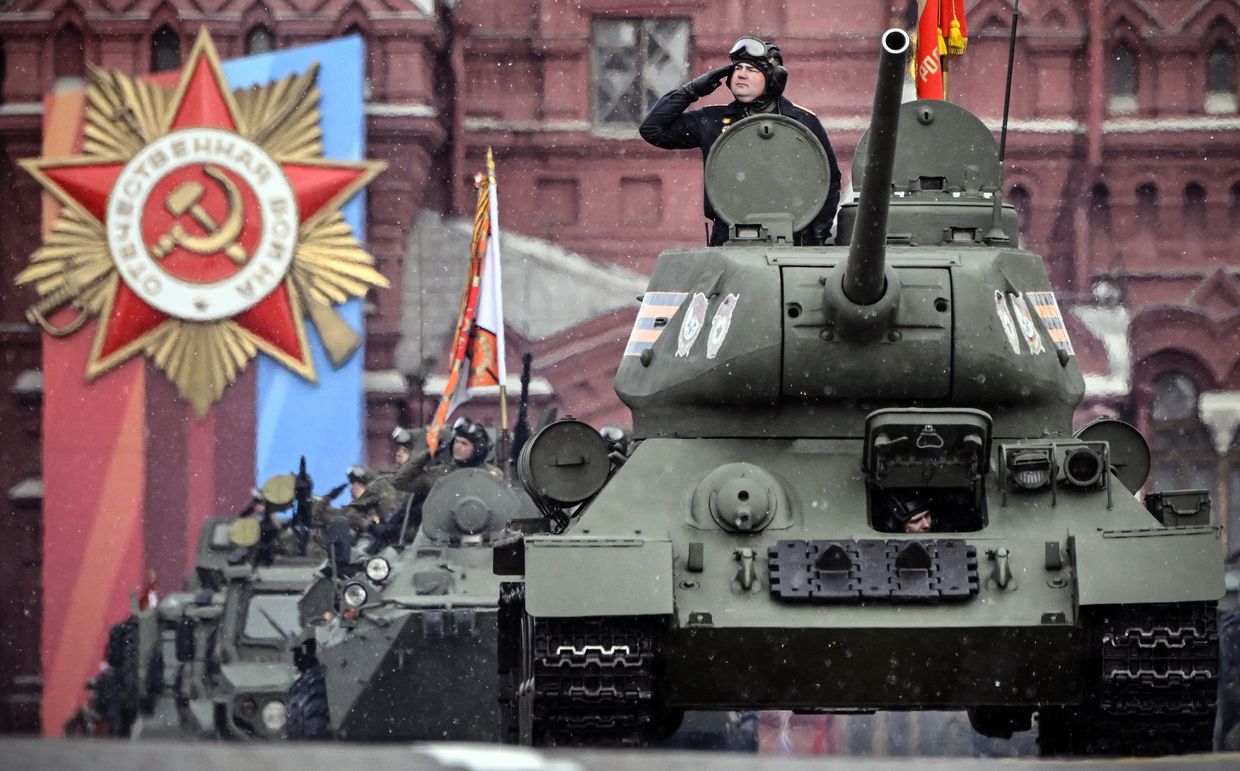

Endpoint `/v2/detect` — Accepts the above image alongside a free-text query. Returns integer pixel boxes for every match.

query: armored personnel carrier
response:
[501,29,1224,756]
[78,473,326,741]
[286,468,541,741]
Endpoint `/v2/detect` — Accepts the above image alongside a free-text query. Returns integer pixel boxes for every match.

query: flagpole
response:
[487,147,511,477]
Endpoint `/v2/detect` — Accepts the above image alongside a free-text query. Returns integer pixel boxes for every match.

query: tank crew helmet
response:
[885,491,930,528]
[727,36,788,100]
[346,466,374,485]
[451,416,492,467]
[390,426,414,448]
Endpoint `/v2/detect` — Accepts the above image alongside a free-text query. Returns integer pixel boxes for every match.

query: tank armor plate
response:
[768,539,979,602]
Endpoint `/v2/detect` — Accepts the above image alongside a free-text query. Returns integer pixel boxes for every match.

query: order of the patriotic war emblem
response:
[18,30,387,415]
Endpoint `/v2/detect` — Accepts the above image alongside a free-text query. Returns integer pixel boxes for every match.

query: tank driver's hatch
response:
[704,114,832,244]
[864,408,992,491]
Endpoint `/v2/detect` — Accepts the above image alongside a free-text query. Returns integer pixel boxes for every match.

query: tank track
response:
[1040,602,1218,756]
[526,615,663,746]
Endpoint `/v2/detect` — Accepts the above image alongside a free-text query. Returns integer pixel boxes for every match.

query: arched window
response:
[245,25,275,56]
[54,24,85,82]
[1008,184,1031,237]
[151,25,181,73]
[1136,183,1159,230]
[1183,182,1207,232]
[1231,181,1240,234]
[1148,372,1218,495]
[1109,42,1139,114]
[1206,41,1237,113]
[1088,182,1111,230]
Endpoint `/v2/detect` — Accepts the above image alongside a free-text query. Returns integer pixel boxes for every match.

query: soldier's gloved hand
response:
[324,483,348,501]
[683,64,734,99]
[435,426,454,452]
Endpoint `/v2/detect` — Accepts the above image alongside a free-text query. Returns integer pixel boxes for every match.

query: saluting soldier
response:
[639,35,841,247]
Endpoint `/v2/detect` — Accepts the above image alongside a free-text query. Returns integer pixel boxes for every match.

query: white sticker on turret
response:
[706,293,740,360]
[1025,291,1075,357]
[1008,291,1046,355]
[994,291,1021,355]
[624,291,688,356]
[676,293,709,357]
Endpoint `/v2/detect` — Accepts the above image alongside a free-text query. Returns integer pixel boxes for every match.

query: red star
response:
[26,32,374,379]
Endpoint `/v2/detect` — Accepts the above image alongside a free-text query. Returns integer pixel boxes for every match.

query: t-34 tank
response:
[502,29,1224,756]
[287,468,539,741]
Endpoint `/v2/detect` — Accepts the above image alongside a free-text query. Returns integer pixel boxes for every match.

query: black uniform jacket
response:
[639,88,842,246]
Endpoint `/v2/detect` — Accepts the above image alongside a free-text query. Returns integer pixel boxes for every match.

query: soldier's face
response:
[452,435,475,462]
[351,481,367,500]
[730,62,766,102]
[904,510,932,533]
[394,445,411,465]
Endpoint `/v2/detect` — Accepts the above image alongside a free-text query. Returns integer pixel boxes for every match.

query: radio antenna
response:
[998,0,1020,162]
[986,0,1021,245]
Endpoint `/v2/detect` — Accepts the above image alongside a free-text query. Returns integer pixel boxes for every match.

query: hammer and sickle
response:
[151,165,248,264]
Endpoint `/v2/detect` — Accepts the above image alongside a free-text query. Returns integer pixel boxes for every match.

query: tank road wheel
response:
[287,666,331,740]
[1039,602,1219,757]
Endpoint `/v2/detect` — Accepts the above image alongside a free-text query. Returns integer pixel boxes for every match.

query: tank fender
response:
[1071,526,1224,606]
[523,536,673,617]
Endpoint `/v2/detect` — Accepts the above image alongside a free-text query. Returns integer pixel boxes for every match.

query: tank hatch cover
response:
[421,468,523,543]
[852,99,1001,194]
[704,114,831,236]
[1075,418,1151,494]
[518,419,611,506]
[261,473,296,508]
[864,408,992,490]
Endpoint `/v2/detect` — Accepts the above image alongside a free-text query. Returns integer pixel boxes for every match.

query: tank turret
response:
[615,27,1082,440]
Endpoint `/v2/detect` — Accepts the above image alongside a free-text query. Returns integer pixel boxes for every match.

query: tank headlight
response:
[365,557,391,583]
[260,700,287,733]
[341,582,369,609]
[1063,447,1104,488]
[1009,450,1052,490]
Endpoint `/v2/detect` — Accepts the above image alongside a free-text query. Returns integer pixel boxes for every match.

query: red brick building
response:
[1,0,1238,732]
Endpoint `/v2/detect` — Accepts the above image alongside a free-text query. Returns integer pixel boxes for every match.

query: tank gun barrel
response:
[843,29,910,306]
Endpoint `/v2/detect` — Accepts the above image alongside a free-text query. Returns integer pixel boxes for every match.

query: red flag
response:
[427,150,507,454]
[940,0,968,57]
[915,0,945,99]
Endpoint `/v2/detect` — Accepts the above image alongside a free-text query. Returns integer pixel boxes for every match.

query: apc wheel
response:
[287,666,331,740]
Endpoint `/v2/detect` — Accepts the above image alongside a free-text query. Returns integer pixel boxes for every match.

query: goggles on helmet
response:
[390,426,413,446]
[730,36,771,61]
[346,465,370,484]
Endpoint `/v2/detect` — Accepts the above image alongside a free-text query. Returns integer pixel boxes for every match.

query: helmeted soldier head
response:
[347,465,374,500]
[885,490,932,533]
[391,426,414,465]
[451,416,491,467]
[726,36,787,104]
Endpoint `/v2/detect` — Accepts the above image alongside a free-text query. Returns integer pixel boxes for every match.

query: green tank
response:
[501,29,1225,756]
[286,467,541,741]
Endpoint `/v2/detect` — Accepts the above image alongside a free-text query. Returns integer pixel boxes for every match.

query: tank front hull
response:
[664,623,1082,710]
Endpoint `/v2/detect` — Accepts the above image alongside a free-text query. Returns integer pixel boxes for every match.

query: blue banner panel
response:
[223,37,369,498]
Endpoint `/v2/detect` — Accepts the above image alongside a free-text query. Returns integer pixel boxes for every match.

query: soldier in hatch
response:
[639,35,841,246]
[367,417,502,547]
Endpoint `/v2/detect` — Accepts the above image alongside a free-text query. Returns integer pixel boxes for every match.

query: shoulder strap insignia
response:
[791,101,818,117]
